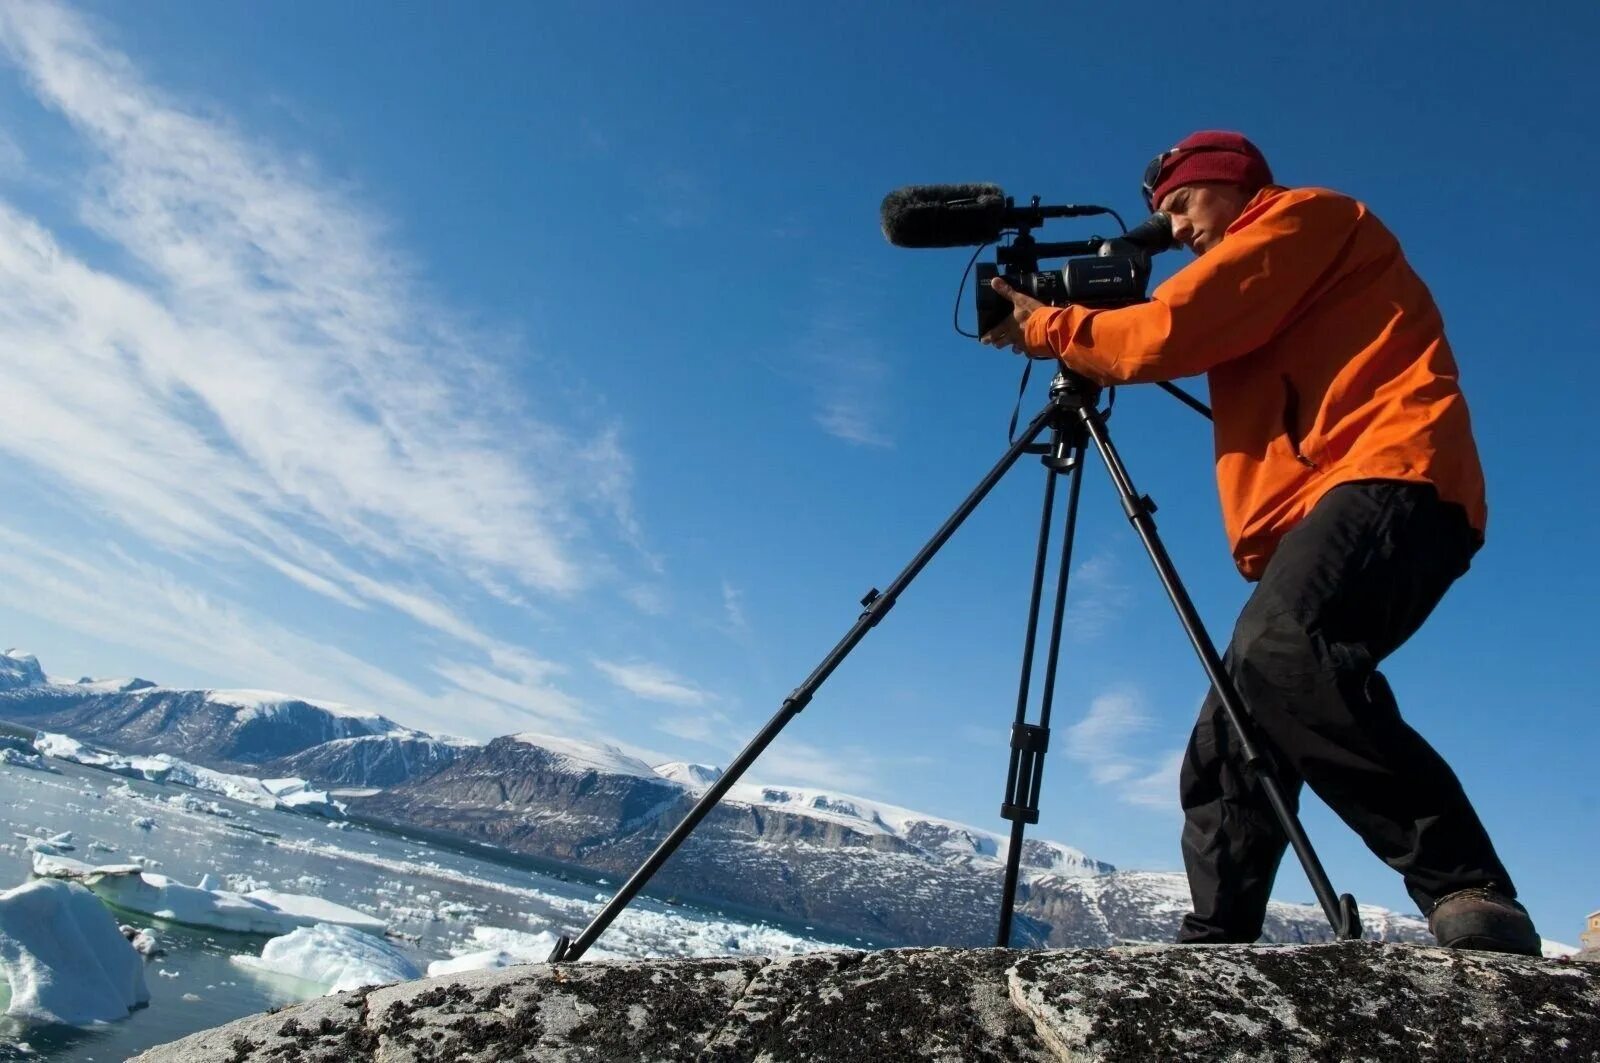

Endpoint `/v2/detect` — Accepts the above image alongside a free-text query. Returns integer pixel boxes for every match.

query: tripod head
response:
[1048,369,1101,410]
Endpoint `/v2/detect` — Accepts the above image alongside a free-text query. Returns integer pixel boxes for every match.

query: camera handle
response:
[548,372,1359,963]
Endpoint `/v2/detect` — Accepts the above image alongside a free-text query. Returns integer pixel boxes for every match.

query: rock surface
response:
[130,941,1600,1062]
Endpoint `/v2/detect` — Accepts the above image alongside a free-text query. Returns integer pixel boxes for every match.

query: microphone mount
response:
[1004,195,1115,233]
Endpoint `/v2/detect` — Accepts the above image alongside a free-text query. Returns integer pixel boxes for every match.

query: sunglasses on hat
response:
[1141,145,1236,211]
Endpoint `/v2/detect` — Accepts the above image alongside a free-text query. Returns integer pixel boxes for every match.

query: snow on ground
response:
[715,779,1104,875]
[653,762,724,790]
[0,878,149,1025]
[1543,938,1580,958]
[205,689,386,723]
[233,924,419,994]
[61,677,150,693]
[509,732,664,780]
[31,853,387,936]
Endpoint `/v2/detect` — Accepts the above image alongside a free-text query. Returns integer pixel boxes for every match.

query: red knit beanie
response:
[1144,131,1273,210]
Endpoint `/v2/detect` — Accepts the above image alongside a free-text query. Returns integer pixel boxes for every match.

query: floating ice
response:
[33,733,171,781]
[233,923,419,994]
[0,878,149,1025]
[31,853,387,936]
[33,731,344,817]
[0,748,56,772]
[427,925,556,977]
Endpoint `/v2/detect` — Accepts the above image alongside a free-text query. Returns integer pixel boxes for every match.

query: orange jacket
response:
[1024,185,1486,580]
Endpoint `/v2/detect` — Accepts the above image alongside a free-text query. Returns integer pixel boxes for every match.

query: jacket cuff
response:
[1025,306,1066,355]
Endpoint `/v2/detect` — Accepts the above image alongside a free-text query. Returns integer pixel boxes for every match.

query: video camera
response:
[878,184,1176,335]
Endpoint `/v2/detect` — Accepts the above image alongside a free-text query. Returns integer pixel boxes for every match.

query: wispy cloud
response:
[1120,748,1185,811]
[593,659,712,707]
[0,523,580,738]
[793,296,894,449]
[0,1,648,735]
[0,1,622,597]
[812,346,893,447]
[1066,551,1131,640]
[654,708,735,745]
[757,736,881,793]
[1062,686,1182,812]
[720,580,747,633]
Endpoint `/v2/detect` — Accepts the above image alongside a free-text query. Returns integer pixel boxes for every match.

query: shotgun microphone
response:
[880,184,1106,248]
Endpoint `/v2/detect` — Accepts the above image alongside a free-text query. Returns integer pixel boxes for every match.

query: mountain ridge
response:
[0,649,1431,948]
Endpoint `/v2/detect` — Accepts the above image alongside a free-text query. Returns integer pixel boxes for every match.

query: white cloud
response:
[1120,748,1185,812]
[816,394,891,448]
[0,522,580,739]
[593,659,711,707]
[1062,686,1180,810]
[796,304,894,449]
[655,710,734,745]
[1063,688,1150,783]
[0,0,664,741]
[0,0,642,634]
[1066,551,1131,640]
[756,736,880,794]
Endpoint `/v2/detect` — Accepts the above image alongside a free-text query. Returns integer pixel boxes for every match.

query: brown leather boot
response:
[1428,887,1542,956]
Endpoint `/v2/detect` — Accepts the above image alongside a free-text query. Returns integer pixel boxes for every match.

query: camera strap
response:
[1007,360,1035,444]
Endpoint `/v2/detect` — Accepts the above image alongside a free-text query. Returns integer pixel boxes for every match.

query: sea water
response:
[0,758,847,1062]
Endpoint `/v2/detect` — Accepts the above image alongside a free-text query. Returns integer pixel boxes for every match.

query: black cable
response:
[952,238,1001,339]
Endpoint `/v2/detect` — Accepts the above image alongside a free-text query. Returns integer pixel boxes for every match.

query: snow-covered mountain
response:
[270,733,479,788]
[0,652,408,768]
[0,651,1432,949]
[357,730,1426,948]
[654,761,725,790]
[0,649,45,691]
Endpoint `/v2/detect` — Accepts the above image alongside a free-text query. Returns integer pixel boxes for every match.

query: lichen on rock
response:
[129,941,1600,1062]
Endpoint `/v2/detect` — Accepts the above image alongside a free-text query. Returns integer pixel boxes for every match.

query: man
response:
[981,130,1538,955]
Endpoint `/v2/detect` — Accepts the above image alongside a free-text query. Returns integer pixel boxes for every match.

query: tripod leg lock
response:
[781,690,813,714]
[859,587,897,627]
[1000,723,1049,825]
[1009,721,1050,754]
[1120,493,1159,522]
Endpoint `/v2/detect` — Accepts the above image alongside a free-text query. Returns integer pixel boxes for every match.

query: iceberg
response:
[31,732,344,816]
[426,924,557,977]
[0,747,56,772]
[30,854,387,936]
[233,923,419,994]
[0,879,149,1025]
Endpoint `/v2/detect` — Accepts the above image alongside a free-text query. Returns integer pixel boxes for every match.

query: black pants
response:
[1177,480,1515,943]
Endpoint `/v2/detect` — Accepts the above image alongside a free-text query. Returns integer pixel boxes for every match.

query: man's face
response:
[1158,181,1253,256]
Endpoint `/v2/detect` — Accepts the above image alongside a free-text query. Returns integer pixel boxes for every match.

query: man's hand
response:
[980,277,1052,357]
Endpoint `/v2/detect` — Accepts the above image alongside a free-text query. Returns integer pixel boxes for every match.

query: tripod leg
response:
[1073,403,1362,941]
[997,441,1086,947]
[547,402,1062,963]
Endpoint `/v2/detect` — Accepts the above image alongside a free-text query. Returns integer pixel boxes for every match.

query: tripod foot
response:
[1337,894,1363,940]
[547,934,572,963]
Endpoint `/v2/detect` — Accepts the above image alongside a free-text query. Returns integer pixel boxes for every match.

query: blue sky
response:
[0,0,1595,941]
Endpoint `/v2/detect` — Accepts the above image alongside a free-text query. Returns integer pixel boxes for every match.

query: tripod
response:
[549,370,1362,962]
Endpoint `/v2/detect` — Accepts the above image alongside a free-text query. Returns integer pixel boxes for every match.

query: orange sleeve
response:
[1022,188,1368,384]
